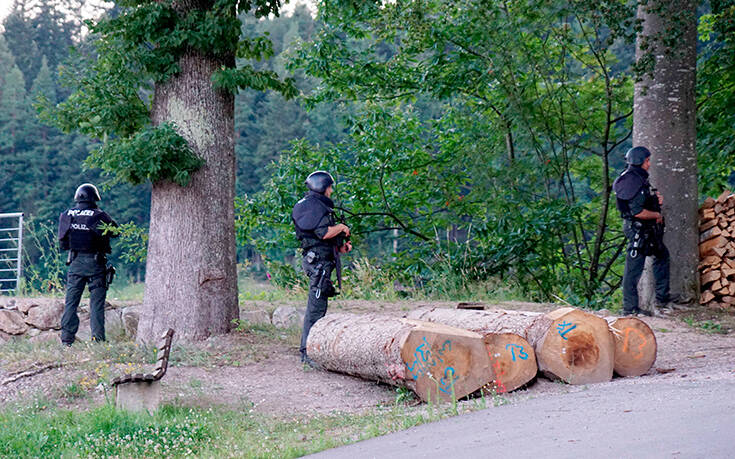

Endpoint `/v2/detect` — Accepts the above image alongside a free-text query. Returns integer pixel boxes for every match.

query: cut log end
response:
[607,317,657,377]
[401,322,493,403]
[484,333,537,393]
[533,309,615,385]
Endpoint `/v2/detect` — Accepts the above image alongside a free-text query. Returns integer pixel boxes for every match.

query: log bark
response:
[606,317,657,377]
[137,1,238,343]
[306,313,494,402]
[407,307,615,385]
[634,0,699,307]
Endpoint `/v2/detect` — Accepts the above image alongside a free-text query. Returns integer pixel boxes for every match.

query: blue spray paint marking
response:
[556,321,577,340]
[505,343,529,361]
[438,367,459,394]
[406,337,453,382]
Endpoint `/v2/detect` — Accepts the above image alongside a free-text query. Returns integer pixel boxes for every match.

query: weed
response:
[394,387,415,405]
[683,316,728,334]
[62,382,86,399]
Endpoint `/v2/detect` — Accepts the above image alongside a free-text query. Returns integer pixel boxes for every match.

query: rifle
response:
[333,206,352,291]
[649,187,666,254]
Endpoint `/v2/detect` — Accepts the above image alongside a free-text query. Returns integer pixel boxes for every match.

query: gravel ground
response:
[1,300,734,418]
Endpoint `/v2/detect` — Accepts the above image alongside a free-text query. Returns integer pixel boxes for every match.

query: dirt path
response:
[1,301,734,418]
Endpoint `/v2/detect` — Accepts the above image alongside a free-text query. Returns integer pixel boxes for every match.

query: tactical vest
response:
[58,205,112,253]
[613,166,656,221]
[292,192,336,252]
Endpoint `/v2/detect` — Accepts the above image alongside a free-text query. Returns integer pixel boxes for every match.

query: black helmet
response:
[74,183,101,202]
[305,171,334,194]
[625,146,651,166]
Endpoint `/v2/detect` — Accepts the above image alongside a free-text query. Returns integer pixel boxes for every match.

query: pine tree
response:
[2,2,40,90]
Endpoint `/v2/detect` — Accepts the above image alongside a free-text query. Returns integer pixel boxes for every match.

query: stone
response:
[0,298,17,310]
[122,305,141,339]
[115,380,161,413]
[271,306,306,329]
[30,330,59,344]
[24,300,64,330]
[106,309,126,340]
[239,309,271,326]
[76,316,92,342]
[0,309,29,335]
[15,297,45,314]
[27,328,41,337]
[0,330,11,343]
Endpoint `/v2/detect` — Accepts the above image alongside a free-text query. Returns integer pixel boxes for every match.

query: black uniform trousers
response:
[622,224,671,314]
[300,252,335,359]
[61,253,108,344]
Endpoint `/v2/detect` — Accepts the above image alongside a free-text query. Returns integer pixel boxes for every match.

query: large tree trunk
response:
[306,313,496,402]
[137,34,238,341]
[408,307,615,385]
[634,0,699,308]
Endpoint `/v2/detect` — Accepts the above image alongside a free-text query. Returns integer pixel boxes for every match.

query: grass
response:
[107,282,146,302]
[683,316,728,334]
[0,395,489,458]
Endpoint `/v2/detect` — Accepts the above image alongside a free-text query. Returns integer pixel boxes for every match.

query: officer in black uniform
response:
[292,171,352,366]
[58,183,118,345]
[613,146,678,316]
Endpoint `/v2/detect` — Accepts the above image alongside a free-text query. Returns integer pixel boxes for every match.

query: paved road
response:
[309,378,735,458]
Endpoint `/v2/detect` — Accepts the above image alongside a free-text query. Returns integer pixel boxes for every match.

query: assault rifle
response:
[333,206,352,291]
[648,188,666,254]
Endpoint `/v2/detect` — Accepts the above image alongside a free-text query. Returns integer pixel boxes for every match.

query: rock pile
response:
[0,297,140,343]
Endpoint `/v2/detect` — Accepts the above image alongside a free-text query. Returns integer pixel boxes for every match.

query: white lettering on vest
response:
[67,209,95,217]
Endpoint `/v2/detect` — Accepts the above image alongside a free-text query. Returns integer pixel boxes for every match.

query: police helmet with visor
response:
[74,183,101,202]
[625,146,651,166]
[305,171,334,194]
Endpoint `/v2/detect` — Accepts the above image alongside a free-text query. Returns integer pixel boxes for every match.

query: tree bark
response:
[306,313,495,402]
[606,317,657,377]
[408,307,615,385]
[137,7,238,343]
[634,0,699,308]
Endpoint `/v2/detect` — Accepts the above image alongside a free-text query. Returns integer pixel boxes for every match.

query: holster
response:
[105,264,116,287]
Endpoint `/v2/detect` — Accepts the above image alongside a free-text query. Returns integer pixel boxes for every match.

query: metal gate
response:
[0,212,24,294]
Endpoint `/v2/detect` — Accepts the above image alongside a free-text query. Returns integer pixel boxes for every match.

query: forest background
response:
[1,0,734,309]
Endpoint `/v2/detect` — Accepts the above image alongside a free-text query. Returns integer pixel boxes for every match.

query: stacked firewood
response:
[699,190,735,308]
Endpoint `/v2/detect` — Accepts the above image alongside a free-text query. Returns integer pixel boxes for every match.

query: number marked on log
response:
[439,367,458,394]
[505,343,529,361]
[622,327,647,360]
[557,321,577,340]
[406,337,452,381]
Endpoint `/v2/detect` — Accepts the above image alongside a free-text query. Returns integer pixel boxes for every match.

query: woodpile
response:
[307,307,656,403]
[698,190,735,309]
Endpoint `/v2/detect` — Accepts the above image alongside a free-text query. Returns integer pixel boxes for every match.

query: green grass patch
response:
[107,282,145,302]
[0,400,476,458]
[682,316,729,334]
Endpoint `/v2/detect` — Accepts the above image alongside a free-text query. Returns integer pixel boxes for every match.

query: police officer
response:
[292,171,352,366]
[613,147,680,316]
[58,183,118,345]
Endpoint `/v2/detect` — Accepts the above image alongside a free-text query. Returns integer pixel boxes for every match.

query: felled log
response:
[483,332,538,393]
[606,317,657,377]
[306,313,494,402]
[407,307,614,385]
